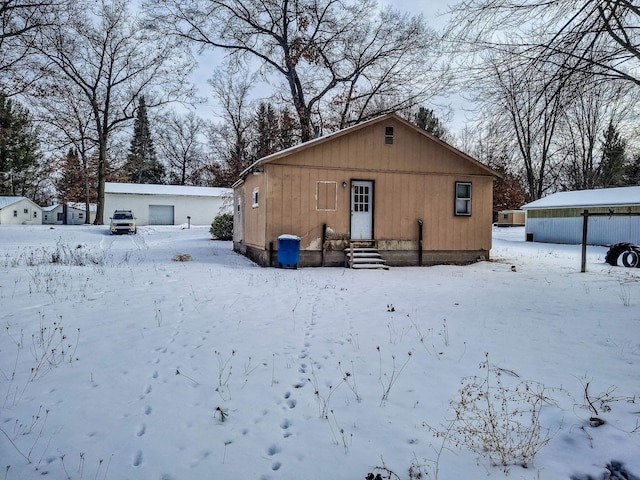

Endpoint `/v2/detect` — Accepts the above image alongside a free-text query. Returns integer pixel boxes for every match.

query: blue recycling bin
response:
[278,234,301,268]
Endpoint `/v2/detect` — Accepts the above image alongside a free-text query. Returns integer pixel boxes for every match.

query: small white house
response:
[104,183,232,226]
[42,203,96,225]
[0,196,42,225]
[522,186,640,245]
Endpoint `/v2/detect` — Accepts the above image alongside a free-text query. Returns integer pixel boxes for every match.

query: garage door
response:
[148,205,174,225]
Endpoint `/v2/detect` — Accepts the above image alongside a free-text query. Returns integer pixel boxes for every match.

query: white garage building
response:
[522,186,640,245]
[104,183,231,226]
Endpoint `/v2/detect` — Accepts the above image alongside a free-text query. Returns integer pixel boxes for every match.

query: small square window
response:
[252,188,259,208]
[79,213,84,219]
[33,211,37,218]
[455,182,472,216]
[24,208,29,214]
[385,126,394,144]
[13,210,17,217]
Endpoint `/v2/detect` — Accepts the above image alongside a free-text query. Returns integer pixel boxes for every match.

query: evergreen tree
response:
[278,108,297,150]
[0,93,40,196]
[253,102,278,160]
[124,96,165,184]
[415,106,446,139]
[626,154,640,186]
[599,122,626,188]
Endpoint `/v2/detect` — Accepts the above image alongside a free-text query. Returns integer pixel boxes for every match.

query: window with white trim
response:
[252,187,259,208]
[455,182,472,216]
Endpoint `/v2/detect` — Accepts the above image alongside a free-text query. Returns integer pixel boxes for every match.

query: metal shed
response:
[522,186,640,245]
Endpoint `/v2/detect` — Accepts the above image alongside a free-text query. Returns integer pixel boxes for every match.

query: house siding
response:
[234,114,497,267]
[0,198,42,225]
[43,205,92,225]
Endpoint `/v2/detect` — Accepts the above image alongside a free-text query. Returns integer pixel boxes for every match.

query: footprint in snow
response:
[132,450,143,467]
[281,419,292,438]
[136,424,146,437]
[266,444,280,456]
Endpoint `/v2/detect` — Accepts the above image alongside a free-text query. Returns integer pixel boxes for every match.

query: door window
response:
[353,185,370,212]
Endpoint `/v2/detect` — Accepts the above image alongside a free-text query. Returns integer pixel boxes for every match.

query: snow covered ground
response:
[0,224,639,480]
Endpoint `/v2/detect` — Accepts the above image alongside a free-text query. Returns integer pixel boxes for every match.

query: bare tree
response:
[142,0,447,141]
[156,111,208,186]
[33,80,99,222]
[0,1,66,95]
[445,0,640,87]
[470,49,569,200]
[559,78,634,190]
[206,68,255,186]
[31,0,193,223]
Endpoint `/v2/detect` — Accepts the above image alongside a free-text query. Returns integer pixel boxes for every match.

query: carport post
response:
[187,216,191,229]
[581,209,588,273]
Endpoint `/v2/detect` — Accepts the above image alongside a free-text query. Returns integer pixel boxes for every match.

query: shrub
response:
[430,353,555,472]
[210,213,233,240]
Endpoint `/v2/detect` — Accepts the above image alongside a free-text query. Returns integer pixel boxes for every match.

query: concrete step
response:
[352,262,390,270]
[345,242,388,269]
[345,251,381,258]
[351,257,385,264]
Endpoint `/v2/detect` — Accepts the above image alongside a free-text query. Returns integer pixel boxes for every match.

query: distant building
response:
[0,196,42,225]
[495,210,525,227]
[43,203,96,225]
[522,186,640,245]
[104,183,231,226]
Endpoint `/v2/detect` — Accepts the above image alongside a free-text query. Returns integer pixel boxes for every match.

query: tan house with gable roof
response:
[232,113,500,268]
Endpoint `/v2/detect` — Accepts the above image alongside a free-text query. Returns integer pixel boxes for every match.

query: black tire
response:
[622,250,639,268]
[605,243,630,266]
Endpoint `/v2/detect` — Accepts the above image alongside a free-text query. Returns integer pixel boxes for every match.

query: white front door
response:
[351,180,373,240]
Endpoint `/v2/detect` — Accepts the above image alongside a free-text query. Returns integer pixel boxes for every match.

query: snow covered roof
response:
[522,186,640,209]
[68,202,97,212]
[0,196,40,209]
[43,203,97,212]
[0,196,24,208]
[105,183,231,197]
